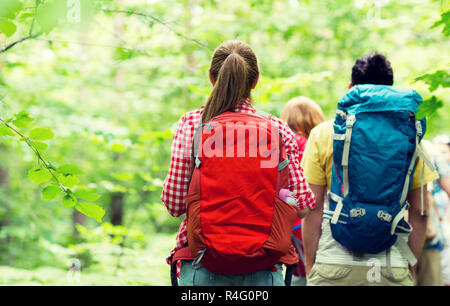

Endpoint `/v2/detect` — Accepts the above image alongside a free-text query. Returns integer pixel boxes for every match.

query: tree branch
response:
[101,8,213,50]
[0,117,66,193]
[0,33,41,54]
[29,0,41,36]
[34,37,153,57]
[1,7,211,54]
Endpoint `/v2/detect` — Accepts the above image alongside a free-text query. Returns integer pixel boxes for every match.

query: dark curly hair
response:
[351,53,393,86]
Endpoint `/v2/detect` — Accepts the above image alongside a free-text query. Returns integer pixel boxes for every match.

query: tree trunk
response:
[110,193,124,226]
[72,211,86,239]
[0,145,11,263]
[109,17,126,227]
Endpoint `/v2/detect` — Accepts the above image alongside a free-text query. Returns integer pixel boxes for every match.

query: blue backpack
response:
[327,84,434,266]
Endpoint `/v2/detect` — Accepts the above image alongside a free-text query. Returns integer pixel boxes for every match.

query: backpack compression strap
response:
[341,115,356,197]
[328,110,353,225]
[170,247,195,286]
[399,121,435,214]
[332,110,356,197]
[393,120,434,267]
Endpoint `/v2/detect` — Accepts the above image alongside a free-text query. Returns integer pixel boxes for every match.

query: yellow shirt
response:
[301,120,439,190]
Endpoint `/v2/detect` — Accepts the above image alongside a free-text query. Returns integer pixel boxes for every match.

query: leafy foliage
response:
[0,0,448,284]
[1,110,103,223]
[415,70,450,92]
[414,9,450,124]
[416,96,444,119]
[432,10,450,37]
[0,0,22,38]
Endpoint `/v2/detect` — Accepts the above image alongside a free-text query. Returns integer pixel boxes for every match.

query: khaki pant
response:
[415,248,443,286]
[307,263,413,286]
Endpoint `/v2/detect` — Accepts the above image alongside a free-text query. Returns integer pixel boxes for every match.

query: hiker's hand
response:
[297,207,310,219]
[409,265,416,283]
[305,263,313,277]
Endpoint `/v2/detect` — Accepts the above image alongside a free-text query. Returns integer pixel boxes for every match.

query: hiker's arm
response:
[430,191,442,221]
[407,185,429,264]
[161,115,191,217]
[434,151,450,197]
[281,125,316,212]
[302,184,325,275]
[297,207,310,219]
[438,176,450,197]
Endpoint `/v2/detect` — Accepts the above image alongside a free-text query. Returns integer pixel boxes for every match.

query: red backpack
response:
[171,111,298,279]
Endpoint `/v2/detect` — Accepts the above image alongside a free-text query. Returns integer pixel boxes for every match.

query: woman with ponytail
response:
[162,40,315,286]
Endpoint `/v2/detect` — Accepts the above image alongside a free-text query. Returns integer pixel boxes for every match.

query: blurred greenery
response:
[0,0,449,285]
[0,232,175,285]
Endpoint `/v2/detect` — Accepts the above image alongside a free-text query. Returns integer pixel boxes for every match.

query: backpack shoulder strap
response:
[254,109,271,118]
[399,120,435,206]
[341,114,356,197]
[192,123,203,169]
[254,109,290,170]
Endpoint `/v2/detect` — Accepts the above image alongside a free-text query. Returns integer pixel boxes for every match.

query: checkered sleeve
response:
[274,118,316,210]
[161,114,194,217]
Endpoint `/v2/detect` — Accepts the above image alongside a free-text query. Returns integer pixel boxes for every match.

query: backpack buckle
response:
[415,121,422,137]
[377,210,392,222]
[350,208,365,218]
[404,201,410,210]
[336,109,347,119]
[195,156,201,168]
[346,115,356,127]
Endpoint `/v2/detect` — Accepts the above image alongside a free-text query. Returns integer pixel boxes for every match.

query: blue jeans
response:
[179,260,285,286]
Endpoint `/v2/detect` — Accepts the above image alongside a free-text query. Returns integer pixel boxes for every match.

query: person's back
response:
[301,53,439,286]
[280,96,325,285]
[162,40,315,286]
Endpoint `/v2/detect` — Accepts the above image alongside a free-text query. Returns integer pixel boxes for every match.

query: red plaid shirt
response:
[162,100,316,263]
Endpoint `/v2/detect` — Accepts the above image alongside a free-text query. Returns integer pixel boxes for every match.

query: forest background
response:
[0,0,449,285]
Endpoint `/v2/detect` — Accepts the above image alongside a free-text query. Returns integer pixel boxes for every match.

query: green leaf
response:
[416,96,444,119]
[28,167,52,185]
[110,143,126,152]
[36,0,67,34]
[0,19,17,37]
[30,127,54,141]
[75,202,105,223]
[13,111,34,128]
[73,189,100,202]
[415,70,450,92]
[62,194,77,208]
[59,174,80,188]
[0,125,15,136]
[57,164,83,175]
[19,12,34,20]
[112,173,133,181]
[30,141,48,152]
[432,10,450,37]
[139,130,174,142]
[42,185,62,201]
[0,0,22,19]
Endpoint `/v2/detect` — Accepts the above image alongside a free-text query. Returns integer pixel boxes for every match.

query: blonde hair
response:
[280,96,325,138]
[202,40,259,123]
